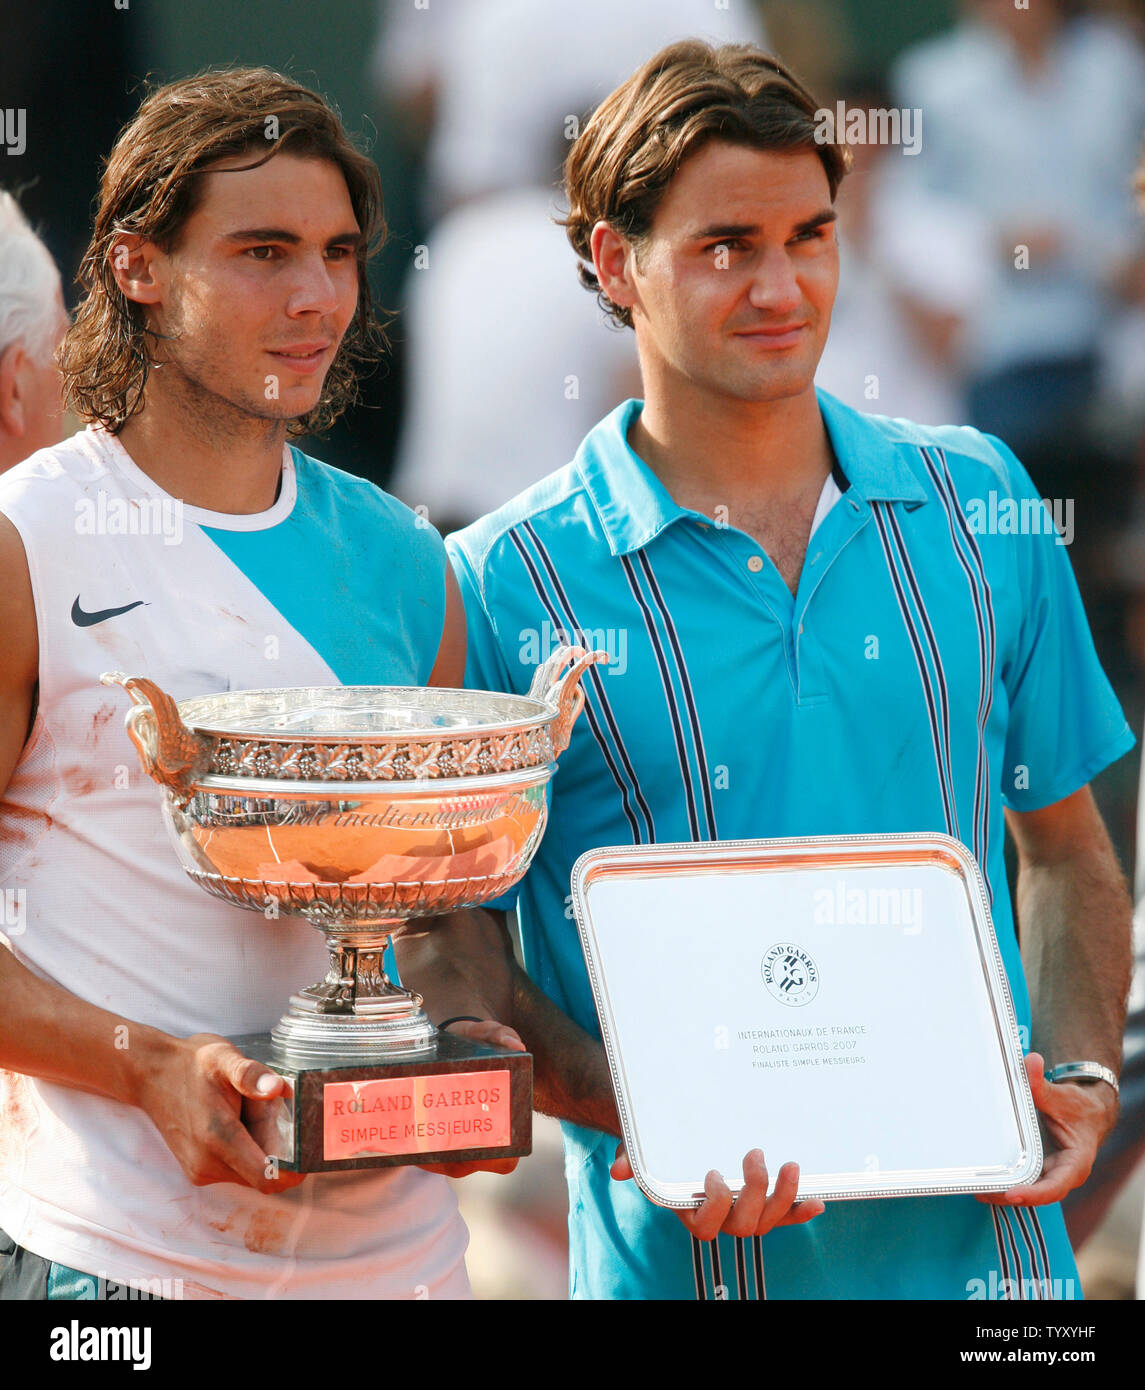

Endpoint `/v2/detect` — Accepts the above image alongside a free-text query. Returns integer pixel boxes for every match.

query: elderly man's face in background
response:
[0,286,68,474]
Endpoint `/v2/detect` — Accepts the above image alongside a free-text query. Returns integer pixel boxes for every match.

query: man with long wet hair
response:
[0,68,514,1302]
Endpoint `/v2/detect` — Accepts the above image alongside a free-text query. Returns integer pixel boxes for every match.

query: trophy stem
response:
[271,926,436,1058]
[316,935,417,1014]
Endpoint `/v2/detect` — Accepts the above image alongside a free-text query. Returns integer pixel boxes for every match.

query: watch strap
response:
[1045,1061,1119,1094]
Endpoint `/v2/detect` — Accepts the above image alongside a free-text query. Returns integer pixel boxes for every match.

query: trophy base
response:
[270,992,436,1057]
[234,1030,532,1173]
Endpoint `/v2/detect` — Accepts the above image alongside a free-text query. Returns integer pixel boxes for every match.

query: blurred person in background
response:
[814,74,991,426]
[1072,143,1145,1299]
[372,0,768,223]
[892,0,1145,496]
[0,193,68,475]
[387,173,641,533]
[377,0,767,533]
[1068,701,1145,1293]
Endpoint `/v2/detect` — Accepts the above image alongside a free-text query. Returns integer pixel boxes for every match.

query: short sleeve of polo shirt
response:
[447,537,522,911]
[988,433,1134,812]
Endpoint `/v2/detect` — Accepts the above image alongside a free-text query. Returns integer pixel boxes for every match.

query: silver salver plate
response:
[571,833,1042,1206]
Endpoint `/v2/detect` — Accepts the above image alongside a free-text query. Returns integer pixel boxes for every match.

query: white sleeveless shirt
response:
[0,426,469,1299]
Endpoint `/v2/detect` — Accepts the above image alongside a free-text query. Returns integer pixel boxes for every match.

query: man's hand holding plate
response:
[977,1051,1119,1208]
[611,1141,825,1239]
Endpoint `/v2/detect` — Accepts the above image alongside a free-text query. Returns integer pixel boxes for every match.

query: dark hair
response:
[60,66,387,436]
[562,41,850,328]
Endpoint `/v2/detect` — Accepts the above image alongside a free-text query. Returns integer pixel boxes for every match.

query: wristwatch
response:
[1045,1061,1120,1095]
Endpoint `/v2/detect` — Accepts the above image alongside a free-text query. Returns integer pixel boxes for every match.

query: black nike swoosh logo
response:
[71,597,148,627]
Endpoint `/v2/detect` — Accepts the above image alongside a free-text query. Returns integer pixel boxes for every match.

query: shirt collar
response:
[577,390,929,558]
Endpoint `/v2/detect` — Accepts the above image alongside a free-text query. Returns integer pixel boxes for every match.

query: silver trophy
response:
[102,647,604,1171]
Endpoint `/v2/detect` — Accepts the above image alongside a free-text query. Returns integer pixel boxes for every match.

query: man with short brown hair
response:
[447,40,1133,1300]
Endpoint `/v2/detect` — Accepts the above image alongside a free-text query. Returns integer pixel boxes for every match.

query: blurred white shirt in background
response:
[892,14,1145,376]
[816,180,992,426]
[374,0,767,216]
[390,186,640,525]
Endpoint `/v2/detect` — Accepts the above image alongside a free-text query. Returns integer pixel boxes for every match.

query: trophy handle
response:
[100,672,211,807]
[527,645,609,757]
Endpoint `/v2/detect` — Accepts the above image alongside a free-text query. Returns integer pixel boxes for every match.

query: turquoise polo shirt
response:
[447,392,1133,1301]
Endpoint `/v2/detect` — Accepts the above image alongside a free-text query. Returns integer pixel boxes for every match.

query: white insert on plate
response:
[570,833,1041,1206]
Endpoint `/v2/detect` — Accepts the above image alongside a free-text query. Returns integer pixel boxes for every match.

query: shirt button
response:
[747,555,764,573]
[798,623,805,635]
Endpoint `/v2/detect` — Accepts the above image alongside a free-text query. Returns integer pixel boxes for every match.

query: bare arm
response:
[394,905,620,1136]
[510,957,620,1136]
[0,514,298,1193]
[0,514,160,1107]
[981,786,1130,1208]
[1008,786,1130,1084]
[0,513,36,793]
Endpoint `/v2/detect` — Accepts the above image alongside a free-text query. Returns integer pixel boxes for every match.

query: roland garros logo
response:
[762,943,820,1007]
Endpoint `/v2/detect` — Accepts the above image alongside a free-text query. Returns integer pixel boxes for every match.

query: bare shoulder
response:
[0,512,38,790]
[0,513,36,674]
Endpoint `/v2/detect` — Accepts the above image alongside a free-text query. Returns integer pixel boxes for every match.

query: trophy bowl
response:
[102,647,606,1062]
